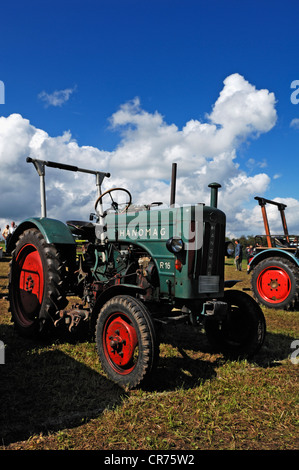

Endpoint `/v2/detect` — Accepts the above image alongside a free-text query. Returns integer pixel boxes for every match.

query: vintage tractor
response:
[248,196,299,310]
[8,158,266,389]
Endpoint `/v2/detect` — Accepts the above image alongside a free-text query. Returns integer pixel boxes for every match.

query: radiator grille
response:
[195,221,225,292]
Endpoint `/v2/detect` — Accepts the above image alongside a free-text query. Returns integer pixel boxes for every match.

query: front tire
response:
[251,257,298,310]
[9,228,68,337]
[95,295,159,389]
[204,290,266,358]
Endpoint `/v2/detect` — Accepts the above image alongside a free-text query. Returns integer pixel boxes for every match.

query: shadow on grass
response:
[0,312,297,445]
[147,321,298,391]
[256,331,298,367]
[0,323,124,446]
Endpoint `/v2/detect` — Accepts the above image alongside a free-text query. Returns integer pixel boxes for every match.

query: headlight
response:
[225,240,234,257]
[166,237,184,253]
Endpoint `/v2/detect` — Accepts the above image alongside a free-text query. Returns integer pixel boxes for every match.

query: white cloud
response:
[290,118,299,129]
[38,86,77,107]
[0,113,110,228]
[208,73,277,139]
[1,73,292,238]
[246,157,267,171]
[108,75,276,186]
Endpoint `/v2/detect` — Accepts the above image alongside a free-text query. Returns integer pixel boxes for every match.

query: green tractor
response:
[8,158,266,389]
[248,196,299,310]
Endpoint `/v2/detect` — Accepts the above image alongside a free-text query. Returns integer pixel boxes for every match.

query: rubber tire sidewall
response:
[95,295,158,389]
[251,257,298,310]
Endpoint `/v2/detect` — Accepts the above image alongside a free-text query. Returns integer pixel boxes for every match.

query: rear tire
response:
[9,228,68,337]
[251,257,298,310]
[96,295,159,389]
[204,290,266,358]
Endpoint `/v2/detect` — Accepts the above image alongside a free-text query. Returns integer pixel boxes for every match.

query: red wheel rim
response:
[103,313,138,375]
[257,266,291,304]
[15,244,44,325]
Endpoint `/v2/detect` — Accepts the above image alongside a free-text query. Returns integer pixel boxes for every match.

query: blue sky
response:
[1,0,299,236]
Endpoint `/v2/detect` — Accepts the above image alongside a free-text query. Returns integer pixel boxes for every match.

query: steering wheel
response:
[95,187,132,217]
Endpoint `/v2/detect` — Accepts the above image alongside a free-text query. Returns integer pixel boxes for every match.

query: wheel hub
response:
[257,267,291,302]
[269,279,279,289]
[105,316,138,367]
[25,274,35,292]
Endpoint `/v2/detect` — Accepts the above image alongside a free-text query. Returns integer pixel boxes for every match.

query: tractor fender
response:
[90,284,146,331]
[248,248,299,273]
[8,217,75,251]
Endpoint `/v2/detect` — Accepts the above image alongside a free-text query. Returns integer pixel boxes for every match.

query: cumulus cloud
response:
[209,74,277,138]
[108,74,277,182]
[0,73,288,237]
[38,86,77,107]
[0,113,110,226]
[290,118,299,129]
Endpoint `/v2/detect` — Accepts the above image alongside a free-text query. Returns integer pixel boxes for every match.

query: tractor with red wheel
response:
[7,158,266,389]
[248,196,299,310]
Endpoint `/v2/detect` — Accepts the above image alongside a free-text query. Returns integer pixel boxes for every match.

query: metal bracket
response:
[26,157,110,219]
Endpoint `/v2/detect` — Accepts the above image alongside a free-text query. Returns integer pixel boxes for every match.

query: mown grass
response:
[0,255,298,450]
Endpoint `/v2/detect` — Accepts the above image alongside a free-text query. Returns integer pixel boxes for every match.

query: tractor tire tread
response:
[9,228,68,337]
[95,295,158,389]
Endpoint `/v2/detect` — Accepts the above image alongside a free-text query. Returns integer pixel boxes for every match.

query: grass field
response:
[0,254,298,451]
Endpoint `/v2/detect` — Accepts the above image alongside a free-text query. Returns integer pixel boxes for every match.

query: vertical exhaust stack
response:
[208,182,221,208]
[170,162,177,207]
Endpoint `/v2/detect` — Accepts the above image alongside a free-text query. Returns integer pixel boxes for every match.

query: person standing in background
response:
[235,239,243,271]
[2,225,10,252]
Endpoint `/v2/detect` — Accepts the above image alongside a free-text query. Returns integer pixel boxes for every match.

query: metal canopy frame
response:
[254,196,290,247]
[26,157,110,218]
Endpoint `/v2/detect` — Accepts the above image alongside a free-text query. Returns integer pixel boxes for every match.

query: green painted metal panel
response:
[103,205,207,298]
[105,205,203,247]
[12,218,75,245]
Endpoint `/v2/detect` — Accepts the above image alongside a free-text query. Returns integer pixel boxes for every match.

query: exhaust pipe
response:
[169,167,221,209]
[170,162,177,207]
[208,182,221,208]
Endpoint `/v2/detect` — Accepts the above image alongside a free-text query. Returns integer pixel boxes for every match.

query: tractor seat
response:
[66,220,95,238]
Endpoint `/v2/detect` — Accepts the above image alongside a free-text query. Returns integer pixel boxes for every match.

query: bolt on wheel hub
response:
[105,316,138,367]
